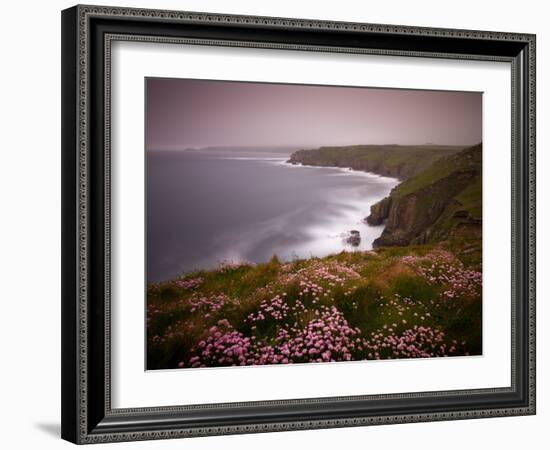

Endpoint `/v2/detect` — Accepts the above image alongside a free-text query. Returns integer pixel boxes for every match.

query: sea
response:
[147,148,398,283]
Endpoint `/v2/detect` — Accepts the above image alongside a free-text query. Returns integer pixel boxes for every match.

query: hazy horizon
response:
[149,143,477,152]
[146,78,482,151]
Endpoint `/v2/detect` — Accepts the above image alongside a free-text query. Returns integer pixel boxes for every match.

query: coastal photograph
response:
[146,78,482,370]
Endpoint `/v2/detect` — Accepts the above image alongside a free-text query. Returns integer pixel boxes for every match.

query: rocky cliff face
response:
[365,196,392,225]
[367,144,482,247]
[288,143,481,249]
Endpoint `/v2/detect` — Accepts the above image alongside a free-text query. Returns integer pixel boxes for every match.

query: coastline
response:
[282,158,400,184]
[215,151,400,250]
[285,144,482,248]
[147,152,482,370]
[147,150,399,282]
[281,158,400,248]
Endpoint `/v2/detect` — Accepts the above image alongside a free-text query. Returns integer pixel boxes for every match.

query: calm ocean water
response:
[147,149,398,282]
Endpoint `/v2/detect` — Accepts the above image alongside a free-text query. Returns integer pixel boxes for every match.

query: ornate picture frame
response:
[61,5,535,444]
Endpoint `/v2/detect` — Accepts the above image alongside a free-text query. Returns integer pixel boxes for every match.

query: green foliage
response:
[158,284,181,302]
[392,274,438,303]
[146,144,485,370]
[147,245,482,369]
[289,144,466,180]
[394,143,481,198]
[454,174,482,219]
[368,144,482,248]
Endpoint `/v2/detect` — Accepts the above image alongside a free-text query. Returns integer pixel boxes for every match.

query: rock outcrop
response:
[368,144,482,247]
[364,197,392,225]
[344,230,361,246]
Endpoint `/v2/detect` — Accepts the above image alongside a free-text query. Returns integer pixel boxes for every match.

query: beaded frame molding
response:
[61,4,536,444]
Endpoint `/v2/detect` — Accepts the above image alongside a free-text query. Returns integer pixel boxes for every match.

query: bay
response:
[147,149,398,282]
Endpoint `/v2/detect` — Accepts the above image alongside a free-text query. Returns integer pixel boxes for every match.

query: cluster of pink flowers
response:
[307,261,361,283]
[363,325,451,359]
[165,256,478,369]
[189,320,253,367]
[276,306,362,363]
[247,294,290,323]
[389,293,413,314]
[400,250,456,276]
[185,305,467,368]
[188,305,363,367]
[174,277,203,290]
[440,270,482,299]
[401,250,482,300]
[297,279,327,304]
[187,293,240,316]
[377,293,428,323]
[399,255,423,265]
[259,261,361,303]
[293,262,360,305]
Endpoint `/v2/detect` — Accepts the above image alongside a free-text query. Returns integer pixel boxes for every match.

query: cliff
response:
[287,143,482,250]
[287,144,465,180]
[368,144,482,247]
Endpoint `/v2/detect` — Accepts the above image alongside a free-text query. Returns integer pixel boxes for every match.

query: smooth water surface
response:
[147,149,398,282]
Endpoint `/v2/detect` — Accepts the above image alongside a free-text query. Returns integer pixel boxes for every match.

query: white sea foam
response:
[278,160,399,184]
[148,150,400,280]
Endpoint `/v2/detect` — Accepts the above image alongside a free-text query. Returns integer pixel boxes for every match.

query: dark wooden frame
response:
[61,4,536,444]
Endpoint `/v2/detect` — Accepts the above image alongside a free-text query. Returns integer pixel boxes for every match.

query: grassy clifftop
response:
[147,247,481,370]
[287,144,466,180]
[147,144,483,370]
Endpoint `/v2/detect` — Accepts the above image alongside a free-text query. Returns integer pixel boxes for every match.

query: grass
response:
[454,174,482,219]
[147,245,482,369]
[394,143,481,197]
[147,145,483,369]
[288,144,466,180]
[366,144,482,248]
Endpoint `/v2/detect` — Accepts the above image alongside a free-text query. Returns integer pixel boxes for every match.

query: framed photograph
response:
[61,5,536,444]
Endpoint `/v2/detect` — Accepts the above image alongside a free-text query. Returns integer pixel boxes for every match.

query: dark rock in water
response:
[344,230,361,246]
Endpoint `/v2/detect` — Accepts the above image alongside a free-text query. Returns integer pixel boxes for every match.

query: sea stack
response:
[345,230,361,246]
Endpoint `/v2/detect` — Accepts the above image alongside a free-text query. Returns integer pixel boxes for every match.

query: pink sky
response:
[146,78,482,150]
